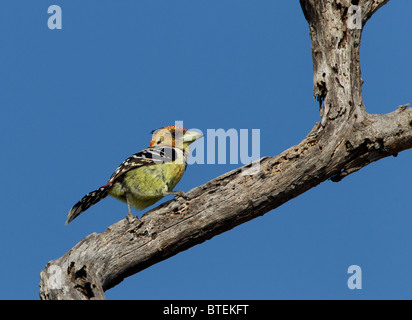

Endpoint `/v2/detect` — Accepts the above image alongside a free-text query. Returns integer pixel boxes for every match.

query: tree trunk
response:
[39,0,411,300]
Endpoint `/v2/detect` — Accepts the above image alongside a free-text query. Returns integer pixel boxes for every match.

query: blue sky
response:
[0,1,411,300]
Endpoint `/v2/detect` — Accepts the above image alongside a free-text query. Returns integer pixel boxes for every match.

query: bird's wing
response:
[106,146,179,185]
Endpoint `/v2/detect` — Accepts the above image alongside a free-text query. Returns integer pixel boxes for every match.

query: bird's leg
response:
[125,194,136,223]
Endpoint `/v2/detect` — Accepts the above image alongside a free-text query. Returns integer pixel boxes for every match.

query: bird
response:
[65,125,203,225]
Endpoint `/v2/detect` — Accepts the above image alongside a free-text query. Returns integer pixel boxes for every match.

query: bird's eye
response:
[157,136,164,144]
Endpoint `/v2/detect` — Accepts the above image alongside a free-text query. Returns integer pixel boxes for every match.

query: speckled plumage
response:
[66,126,203,225]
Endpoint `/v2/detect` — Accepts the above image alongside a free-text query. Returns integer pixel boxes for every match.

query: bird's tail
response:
[65,185,110,225]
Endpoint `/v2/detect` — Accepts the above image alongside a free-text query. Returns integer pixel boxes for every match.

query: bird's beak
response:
[183,130,204,143]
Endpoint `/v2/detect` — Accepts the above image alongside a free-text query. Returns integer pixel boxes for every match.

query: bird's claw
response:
[173,191,189,201]
[126,212,137,224]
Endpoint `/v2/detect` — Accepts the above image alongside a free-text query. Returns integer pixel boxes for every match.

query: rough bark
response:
[39,0,411,300]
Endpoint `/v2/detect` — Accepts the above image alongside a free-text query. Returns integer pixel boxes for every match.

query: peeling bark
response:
[39,0,411,300]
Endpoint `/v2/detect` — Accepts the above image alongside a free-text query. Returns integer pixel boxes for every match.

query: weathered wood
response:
[39,0,411,300]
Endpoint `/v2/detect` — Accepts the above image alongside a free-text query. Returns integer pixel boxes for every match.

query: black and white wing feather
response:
[107,146,180,184]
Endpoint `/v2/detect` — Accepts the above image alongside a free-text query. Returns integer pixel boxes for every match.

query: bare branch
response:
[40,0,411,300]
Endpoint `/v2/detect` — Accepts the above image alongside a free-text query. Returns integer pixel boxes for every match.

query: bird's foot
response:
[170,190,189,201]
[126,212,137,224]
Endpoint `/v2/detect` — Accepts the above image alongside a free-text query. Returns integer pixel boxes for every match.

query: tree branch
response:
[40,0,410,299]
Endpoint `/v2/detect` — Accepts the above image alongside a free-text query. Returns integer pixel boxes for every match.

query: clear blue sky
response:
[1,1,411,300]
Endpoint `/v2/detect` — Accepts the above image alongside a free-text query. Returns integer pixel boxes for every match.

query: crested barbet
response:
[66,126,203,225]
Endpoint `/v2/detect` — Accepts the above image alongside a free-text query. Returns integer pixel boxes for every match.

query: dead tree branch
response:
[40,0,411,299]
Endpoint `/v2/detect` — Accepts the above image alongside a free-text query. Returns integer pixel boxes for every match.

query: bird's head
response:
[150,125,203,152]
